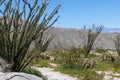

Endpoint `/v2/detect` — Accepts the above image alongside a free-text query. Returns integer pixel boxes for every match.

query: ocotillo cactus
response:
[0,0,60,72]
[79,25,103,57]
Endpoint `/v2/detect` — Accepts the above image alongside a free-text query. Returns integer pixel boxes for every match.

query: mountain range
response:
[103,27,120,33]
[40,27,120,50]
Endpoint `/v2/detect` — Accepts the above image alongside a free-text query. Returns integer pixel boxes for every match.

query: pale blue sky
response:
[48,0,120,29]
[0,0,120,29]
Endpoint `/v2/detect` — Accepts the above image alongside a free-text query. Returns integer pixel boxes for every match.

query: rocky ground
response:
[97,71,120,80]
[33,67,78,80]
[33,66,120,80]
[1,66,120,80]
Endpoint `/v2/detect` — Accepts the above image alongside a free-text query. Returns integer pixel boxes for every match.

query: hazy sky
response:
[48,0,120,29]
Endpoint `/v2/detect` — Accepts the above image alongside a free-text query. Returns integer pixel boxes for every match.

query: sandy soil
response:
[33,67,78,80]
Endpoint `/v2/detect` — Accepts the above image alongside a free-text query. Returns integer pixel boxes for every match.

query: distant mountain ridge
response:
[42,27,120,50]
[103,27,120,33]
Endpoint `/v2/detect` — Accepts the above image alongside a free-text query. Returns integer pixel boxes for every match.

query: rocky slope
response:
[42,27,119,50]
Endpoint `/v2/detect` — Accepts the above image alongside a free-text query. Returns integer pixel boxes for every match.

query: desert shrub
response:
[29,50,50,67]
[32,58,50,67]
[52,47,99,69]
[50,50,66,63]
[95,47,107,53]
[33,51,50,61]
[96,59,113,71]
[83,70,103,80]
[22,66,45,79]
[55,65,103,80]
[101,51,115,63]
[53,47,86,69]
[113,57,120,69]
[82,58,97,68]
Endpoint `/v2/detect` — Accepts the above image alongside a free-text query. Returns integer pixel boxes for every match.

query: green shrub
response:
[32,59,50,67]
[52,47,100,69]
[53,47,86,69]
[82,58,97,69]
[96,60,113,71]
[55,66,103,80]
[82,70,103,80]
[22,66,45,79]
[95,47,107,53]
[51,50,67,63]
[113,57,120,69]
[101,52,115,63]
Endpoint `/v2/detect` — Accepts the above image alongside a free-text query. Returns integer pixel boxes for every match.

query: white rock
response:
[92,52,102,57]
[0,72,42,80]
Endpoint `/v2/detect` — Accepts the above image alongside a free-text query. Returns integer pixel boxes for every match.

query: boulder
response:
[92,52,102,57]
[0,72,42,80]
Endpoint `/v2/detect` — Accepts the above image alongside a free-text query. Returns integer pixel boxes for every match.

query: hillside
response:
[39,27,119,50]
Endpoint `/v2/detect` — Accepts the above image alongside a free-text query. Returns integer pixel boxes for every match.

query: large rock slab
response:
[0,72,42,80]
